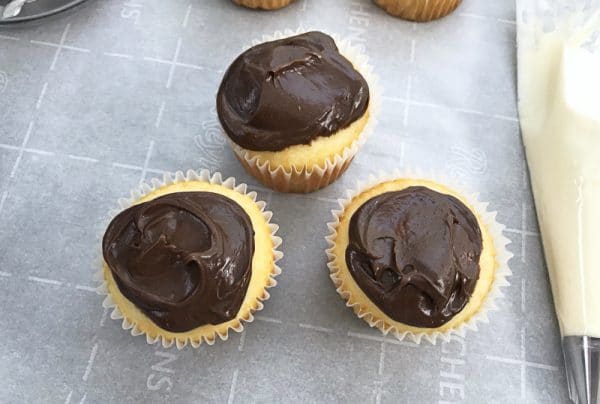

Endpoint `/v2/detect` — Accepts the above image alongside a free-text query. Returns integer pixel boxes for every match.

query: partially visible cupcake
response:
[100,170,282,349]
[217,30,378,193]
[374,0,462,22]
[233,0,294,10]
[326,176,511,343]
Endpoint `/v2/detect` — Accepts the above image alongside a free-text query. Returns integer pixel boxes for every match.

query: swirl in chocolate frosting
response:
[345,187,483,328]
[217,31,370,152]
[102,192,255,333]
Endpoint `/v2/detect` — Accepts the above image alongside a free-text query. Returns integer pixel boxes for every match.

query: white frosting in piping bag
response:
[518,9,600,337]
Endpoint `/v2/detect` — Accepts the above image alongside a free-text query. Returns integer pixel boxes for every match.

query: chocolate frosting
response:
[216,31,370,152]
[345,187,483,328]
[102,192,255,333]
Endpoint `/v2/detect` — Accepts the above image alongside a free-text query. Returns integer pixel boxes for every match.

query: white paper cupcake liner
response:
[325,169,513,344]
[95,169,283,349]
[228,27,382,193]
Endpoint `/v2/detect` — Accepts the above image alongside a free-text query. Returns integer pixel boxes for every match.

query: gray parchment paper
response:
[0,0,569,403]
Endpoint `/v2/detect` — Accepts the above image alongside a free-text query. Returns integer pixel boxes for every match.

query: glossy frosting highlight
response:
[217,31,370,152]
[345,187,482,328]
[102,192,254,333]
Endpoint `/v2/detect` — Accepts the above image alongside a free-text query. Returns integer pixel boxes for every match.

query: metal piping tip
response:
[563,336,600,404]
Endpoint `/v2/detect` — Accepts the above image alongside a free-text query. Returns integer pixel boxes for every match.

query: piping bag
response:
[517,1,600,402]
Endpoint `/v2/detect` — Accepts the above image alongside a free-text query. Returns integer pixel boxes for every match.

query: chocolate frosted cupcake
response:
[326,175,511,343]
[99,170,282,348]
[233,0,294,9]
[217,30,380,193]
[374,0,462,22]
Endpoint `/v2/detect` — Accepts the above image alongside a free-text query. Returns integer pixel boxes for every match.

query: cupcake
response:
[326,176,511,343]
[373,0,462,22]
[233,0,294,10]
[99,170,283,349]
[217,30,379,193]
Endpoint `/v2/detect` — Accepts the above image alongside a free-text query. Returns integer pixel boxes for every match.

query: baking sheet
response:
[0,0,569,402]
